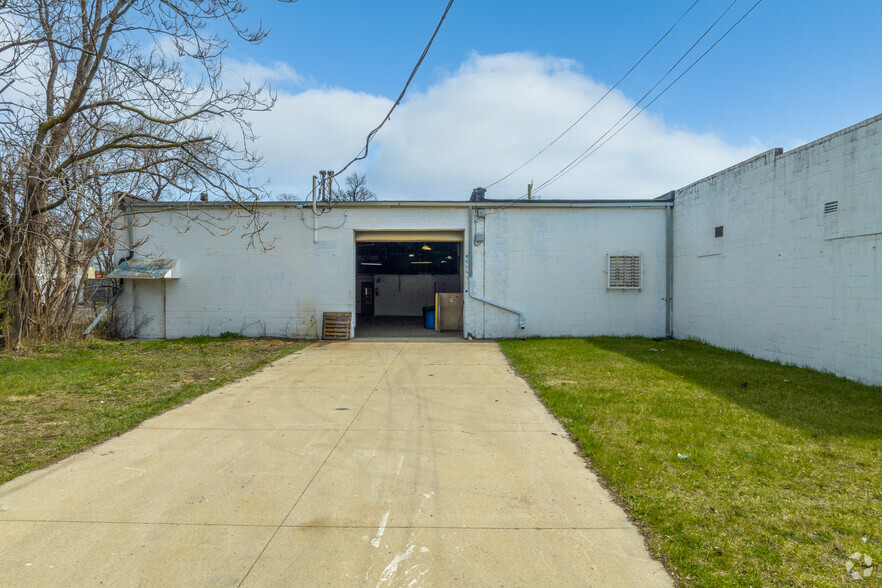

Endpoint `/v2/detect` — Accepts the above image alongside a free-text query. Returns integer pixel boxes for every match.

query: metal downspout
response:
[466,205,526,335]
[665,201,674,338]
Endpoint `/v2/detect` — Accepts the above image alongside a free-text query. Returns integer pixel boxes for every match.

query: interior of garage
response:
[355,238,463,338]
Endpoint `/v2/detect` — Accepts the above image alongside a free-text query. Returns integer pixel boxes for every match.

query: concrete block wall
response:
[116,202,669,341]
[116,205,469,339]
[672,113,882,385]
[465,206,669,339]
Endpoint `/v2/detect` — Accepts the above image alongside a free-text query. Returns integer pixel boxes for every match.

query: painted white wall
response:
[672,114,882,385]
[115,202,668,340]
[464,206,669,338]
[116,206,468,338]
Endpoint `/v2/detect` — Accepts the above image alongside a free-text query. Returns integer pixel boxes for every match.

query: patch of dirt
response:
[545,378,578,386]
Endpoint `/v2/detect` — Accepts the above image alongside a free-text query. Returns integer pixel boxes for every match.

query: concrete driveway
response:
[0,341,671,587]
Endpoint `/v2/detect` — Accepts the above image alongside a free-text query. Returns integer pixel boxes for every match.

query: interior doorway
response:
[360,281,374,316]
[354,232,463,338]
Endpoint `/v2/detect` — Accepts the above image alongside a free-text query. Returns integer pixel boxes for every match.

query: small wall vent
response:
[714,225,724,238]
[824,201,839,214]
[608,254,642,290]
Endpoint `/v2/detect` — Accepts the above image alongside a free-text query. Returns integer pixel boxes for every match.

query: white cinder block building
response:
[112,113,882,385]
[113,199,672,341]
[672,114,882,385]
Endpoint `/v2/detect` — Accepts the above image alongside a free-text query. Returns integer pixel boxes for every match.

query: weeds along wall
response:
[672,114,882,385]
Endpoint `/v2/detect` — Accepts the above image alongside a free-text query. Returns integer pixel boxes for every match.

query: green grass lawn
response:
[0,336,310,485]
[500,337,881,587]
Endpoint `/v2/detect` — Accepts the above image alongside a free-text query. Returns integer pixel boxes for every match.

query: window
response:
[608,254,642,290]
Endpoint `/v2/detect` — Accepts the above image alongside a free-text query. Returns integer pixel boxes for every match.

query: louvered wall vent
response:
[608,255,642,290]
[715,225,724,238]
[824,201,839,214]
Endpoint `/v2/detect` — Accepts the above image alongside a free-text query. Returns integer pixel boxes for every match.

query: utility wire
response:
[533,0,764,196]
[484,0,702,190]
[333,0,455,178]
[483,0,761,215]
[531,0,740,194]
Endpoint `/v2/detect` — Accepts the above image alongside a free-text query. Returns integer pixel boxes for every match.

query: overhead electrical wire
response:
[532,0,765,196]
[484,0,702,190]
[531,0,743,194]
[483,0,763,214]
[333,0,455,179]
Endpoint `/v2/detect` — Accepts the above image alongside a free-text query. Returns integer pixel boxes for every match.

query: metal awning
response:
[107,259,178,279]
[355,230,463,242]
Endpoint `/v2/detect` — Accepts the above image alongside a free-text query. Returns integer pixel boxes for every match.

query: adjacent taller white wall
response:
[672,114,882,385]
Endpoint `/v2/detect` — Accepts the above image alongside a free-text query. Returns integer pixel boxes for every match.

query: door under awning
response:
[354,230,463,242]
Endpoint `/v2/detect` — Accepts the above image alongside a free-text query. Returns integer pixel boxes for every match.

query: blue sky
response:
[218,1,882,200]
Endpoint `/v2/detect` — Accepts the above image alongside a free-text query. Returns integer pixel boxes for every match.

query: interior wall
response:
[374,274,460,316]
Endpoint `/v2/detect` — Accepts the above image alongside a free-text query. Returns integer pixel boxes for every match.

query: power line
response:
[531,0,741,195]
[333,0,455,178]
[484,0,763,215]
[484,0,702,190]
[533,0,764,196]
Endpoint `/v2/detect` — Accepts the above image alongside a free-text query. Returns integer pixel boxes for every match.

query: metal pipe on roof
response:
[130,199,672,210]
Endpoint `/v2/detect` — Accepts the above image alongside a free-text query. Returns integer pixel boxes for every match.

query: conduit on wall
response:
[466,205,526,336]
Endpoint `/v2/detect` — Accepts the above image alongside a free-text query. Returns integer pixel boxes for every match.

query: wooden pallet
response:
[322,312,351,340]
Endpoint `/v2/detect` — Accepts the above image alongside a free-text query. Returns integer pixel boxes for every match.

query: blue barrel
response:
[425,309,435,330]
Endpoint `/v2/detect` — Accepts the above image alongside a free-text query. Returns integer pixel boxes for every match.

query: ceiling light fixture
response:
[411,261,431,264]
[360,262,382,266]
[421,245,432,251]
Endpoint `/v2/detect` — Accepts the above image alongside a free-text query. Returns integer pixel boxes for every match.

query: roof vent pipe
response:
[470,187,486,202]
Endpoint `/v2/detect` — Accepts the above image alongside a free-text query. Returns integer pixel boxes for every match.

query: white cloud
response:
[224,59,307,87]
[248,88,391,197]
[249,52,762,200]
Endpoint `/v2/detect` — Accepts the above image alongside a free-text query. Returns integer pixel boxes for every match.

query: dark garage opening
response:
[355,238,463,338]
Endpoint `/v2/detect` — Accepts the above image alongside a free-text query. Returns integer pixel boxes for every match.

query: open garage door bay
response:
[355,231,464,339]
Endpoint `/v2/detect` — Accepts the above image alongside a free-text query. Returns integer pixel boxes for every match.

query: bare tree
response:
[0,0,296,347]
[332,172,377,202]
